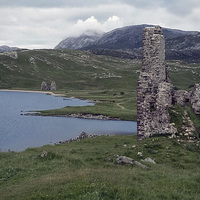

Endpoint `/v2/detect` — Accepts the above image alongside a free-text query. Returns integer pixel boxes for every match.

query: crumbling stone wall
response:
[190,83,200,115]
[137,26,177,140]
[173,90,190,106]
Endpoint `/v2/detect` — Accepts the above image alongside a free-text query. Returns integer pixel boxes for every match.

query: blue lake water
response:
[0,91,137,152]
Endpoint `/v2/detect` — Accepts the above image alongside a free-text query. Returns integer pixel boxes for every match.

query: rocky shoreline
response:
[57,131,98,144]
[24,112,121,121]
[5,89,123,121]
[64,113,120,120]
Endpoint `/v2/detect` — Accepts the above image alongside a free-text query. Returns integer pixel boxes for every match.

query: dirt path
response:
[116,103,125,110]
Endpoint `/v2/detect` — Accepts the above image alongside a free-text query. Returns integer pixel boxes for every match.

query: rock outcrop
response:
[41,81,49,90]
[137,26,177,140]
[41,81,56,91]
[50,81,56,91]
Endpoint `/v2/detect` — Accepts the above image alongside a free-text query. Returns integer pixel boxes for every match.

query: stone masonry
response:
[190,83,200,115]
[137,26,177,140]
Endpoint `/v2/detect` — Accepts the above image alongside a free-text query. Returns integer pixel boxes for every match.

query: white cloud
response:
[0,1,200,49]
[108,16,120,22]
[68,15,123,37]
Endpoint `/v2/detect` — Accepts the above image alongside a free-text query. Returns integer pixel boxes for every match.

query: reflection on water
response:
[0,91,137,152]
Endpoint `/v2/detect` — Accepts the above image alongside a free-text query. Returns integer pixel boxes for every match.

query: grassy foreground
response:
[0,135,200,200]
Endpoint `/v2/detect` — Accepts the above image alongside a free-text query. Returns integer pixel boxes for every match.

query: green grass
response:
[185,104,200,138]
[1,49,200,120]
[1,51,200,198]
[39,90,137,121]
[1,50,200,128]
[169,104,200,138]
[0,135,200,200]
[169,104,185,133]
[0,49,140,91]
[0,49,140,120]
[168,61,200,90]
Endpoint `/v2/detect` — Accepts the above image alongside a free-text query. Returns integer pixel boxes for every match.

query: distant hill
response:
[0,49,140,91]
[0,45,19,53]
[0,49,200,92]
[54,30,104,50]
[55,25,200,63]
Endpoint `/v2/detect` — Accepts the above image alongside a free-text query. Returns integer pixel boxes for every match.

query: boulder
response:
[116,156,149,169]
[134,161,149,169]
[40,151,48,157]
[77,131,88,140]
[142,157,156,164]
[116,156,134,165]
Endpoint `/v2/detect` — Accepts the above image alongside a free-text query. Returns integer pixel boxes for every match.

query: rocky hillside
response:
[0,49,140,91]
[0,49,200,92]
[0,45,19,53]
[54,30,104,50]
[166,33,200,62]
[55,25,200,63]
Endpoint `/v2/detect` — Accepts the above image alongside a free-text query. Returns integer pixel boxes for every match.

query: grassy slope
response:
[0,49,139,120]
[1,49,200,120]
[0,49,140,91]
[0,135,200,200]
[1,50,200,199]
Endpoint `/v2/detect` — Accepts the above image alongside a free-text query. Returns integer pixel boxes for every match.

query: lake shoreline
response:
[0,89,66,97]
[1,89,117,121]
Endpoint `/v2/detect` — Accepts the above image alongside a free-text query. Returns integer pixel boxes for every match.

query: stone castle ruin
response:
[137,26,200,140]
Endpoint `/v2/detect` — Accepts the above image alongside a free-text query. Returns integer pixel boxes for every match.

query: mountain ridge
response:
[54,30,104,50]
[0,45,20,53]
[55,24,200,63]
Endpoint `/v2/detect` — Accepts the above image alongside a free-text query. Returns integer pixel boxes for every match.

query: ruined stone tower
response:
[137,26,177,140]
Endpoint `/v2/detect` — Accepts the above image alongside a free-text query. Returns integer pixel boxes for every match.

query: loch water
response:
[0,91,137,152]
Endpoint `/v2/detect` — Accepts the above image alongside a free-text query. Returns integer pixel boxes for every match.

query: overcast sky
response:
[0,0,200,49]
